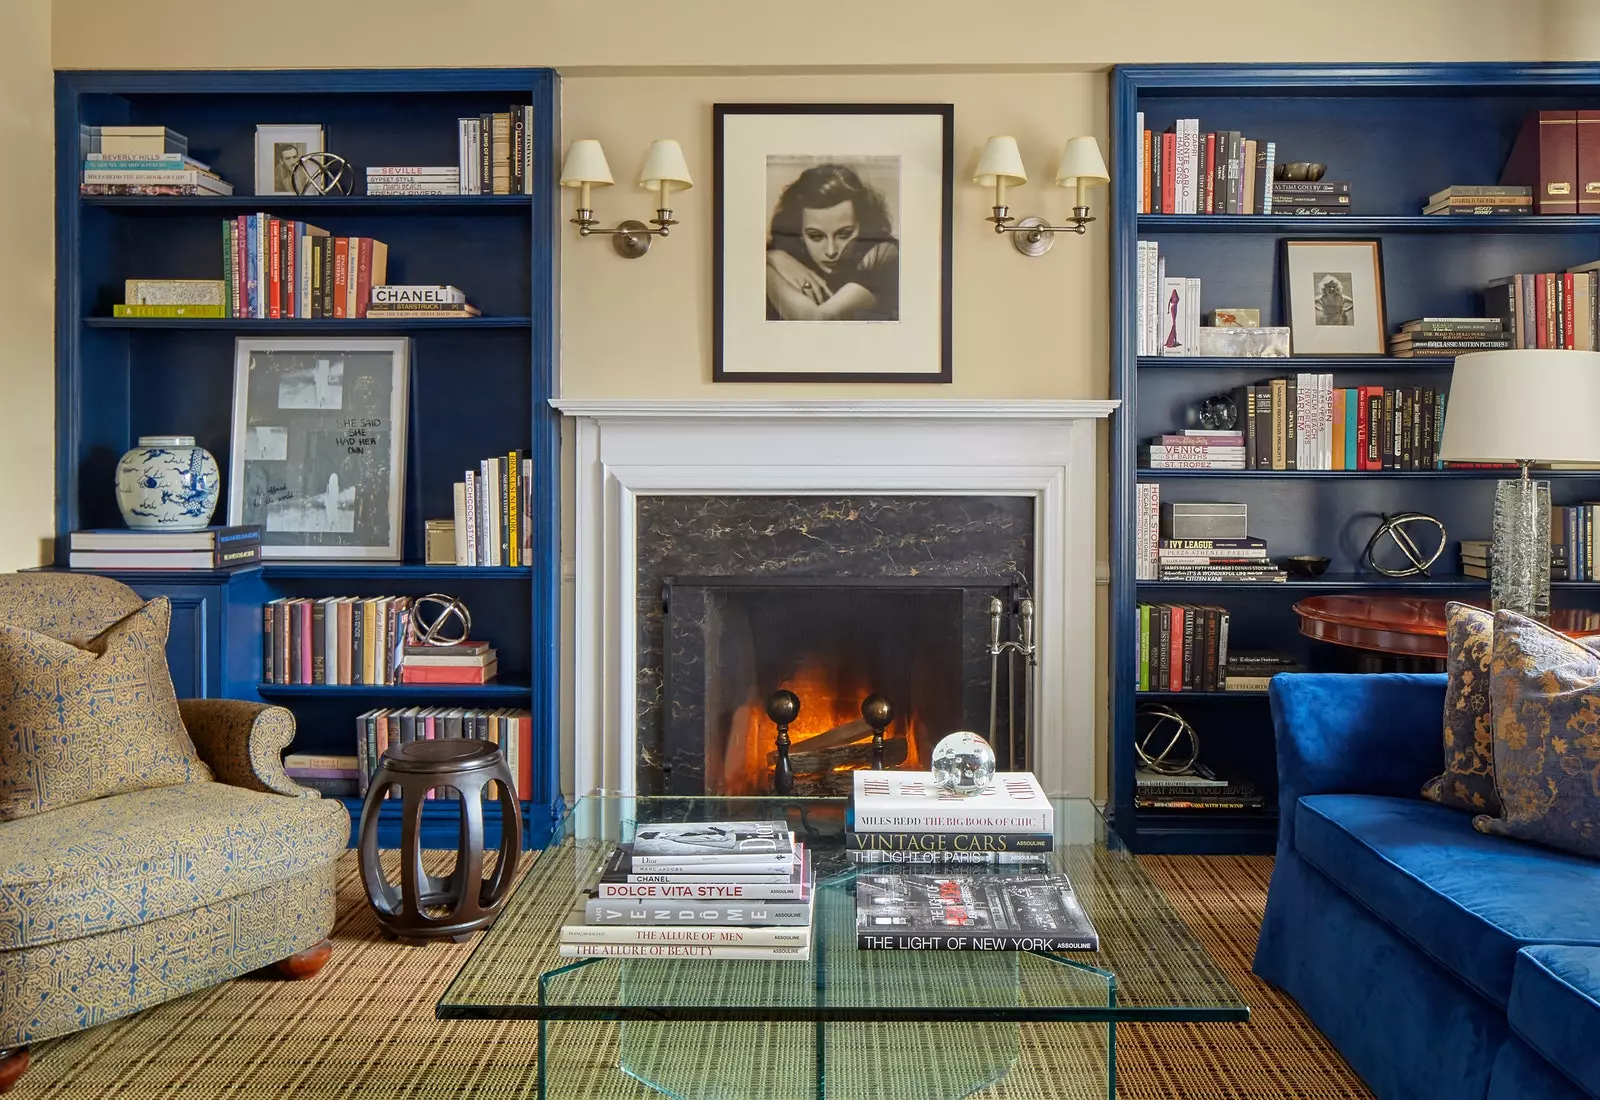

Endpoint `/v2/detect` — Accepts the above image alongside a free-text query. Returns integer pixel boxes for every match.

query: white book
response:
[1135,111,1145,213]
[1136,242,1150,355]
[452,483,469,565]
[1322,374,1334,471]
[1159,277,1190,355]
[1145,482,1159,578]
[560,904,811,948]
[1262,142,1276,214]
[1173,120,1191,214]
[596,876,809,901]
[463,471,478,567]
[558,942,811,961]
[1187,119,1202,213]
[853,770,1053,834]
[1186,276,1201,350]
[585,897,811,926]
[1146,241,1161,356]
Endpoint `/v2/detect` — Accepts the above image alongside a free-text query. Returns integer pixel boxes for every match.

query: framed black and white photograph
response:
[255,124,324,196]
[713,103,953,383]
[228,337,408,560]
[1281,239,1387,356]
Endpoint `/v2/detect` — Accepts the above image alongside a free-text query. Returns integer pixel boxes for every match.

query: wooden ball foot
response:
[271,939,333,979]
[0,1047,29,1093]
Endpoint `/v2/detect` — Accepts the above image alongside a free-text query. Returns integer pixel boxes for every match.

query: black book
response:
[351,601,365,686]
[1150,127,1162,213]
[1181,606,1197,691]
[262,600,277,685]
[321,239,335,318]
[1284,375,1298,470]
[1273,180,1352,194]
[1255,384,1273,470]
[856,874,1098,952]
[311,599,326,685]
[510,105,526,196]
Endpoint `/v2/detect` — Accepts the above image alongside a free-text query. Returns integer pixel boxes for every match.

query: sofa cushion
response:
[1475,611,1600,859]
[1508,946,1600,1100]
[0,597,212,821]
[1423,602,1502,814]
[0,781,348,950]
[1296,793,1600,1006]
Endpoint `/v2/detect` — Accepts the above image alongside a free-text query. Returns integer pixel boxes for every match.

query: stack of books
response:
[1231,379,1450,471]
[1268,180,1351,215]
[452,452,533,567]
[68,526,262,571]
[399,640,498,685]
[219,217,388,319]
[355,708,533,800]
[80,126,235,196]
[1484,268,1600,350]
[262,595,416,686]
[1156,537,1285,583]
[367,285,481,319]
[1134,766,1266,811]
[115,278,229,319]
[283,753,360,798]
[456,106,536,195]
[855,873,1098,952]
[1136,603,1236,691]
[1423,185,1531,216]
[366,166,461,196]
[847,769,1053,867]
[563,822,813,960]
[1133,114,1276,215]
[1223,651,1304,691]
[1388,317,1511,358]
[1140,429,1245,470]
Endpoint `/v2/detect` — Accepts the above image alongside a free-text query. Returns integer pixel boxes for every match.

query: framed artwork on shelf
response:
[255,124,324,195]
[1281,238,1387,356]
[227,337,409,560]
[712,103,953,383]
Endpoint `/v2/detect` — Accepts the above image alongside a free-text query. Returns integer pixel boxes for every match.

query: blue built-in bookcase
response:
[1110,64,1600,854]
[54,69,562,849]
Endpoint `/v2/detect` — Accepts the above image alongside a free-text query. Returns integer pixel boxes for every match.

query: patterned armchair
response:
[0,574,349,1090]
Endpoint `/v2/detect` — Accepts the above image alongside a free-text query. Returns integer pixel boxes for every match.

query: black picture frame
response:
[712,103,954,383]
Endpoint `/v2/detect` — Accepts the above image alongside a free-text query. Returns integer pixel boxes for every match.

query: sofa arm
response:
[177,699,308,798]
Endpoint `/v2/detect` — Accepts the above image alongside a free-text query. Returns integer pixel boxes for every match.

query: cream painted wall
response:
[0,0,56,571]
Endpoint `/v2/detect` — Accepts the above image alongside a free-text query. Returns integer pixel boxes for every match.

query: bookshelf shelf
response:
[81,194,533,213]
[258,682,532,699]
[261,564,532,580]
[1111,62,1600,857]
[84,317,533,331]
[1136,690,1269,698]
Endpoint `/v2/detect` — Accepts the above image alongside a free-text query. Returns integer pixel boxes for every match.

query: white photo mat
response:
[255,124,324,196]
[1282,239,1387,356]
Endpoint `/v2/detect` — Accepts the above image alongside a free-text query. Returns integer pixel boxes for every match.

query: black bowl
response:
[1282,555,1332,578]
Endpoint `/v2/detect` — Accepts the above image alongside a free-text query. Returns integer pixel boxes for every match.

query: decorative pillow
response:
[1473,610,1600,858]
[1423,602,1502,813]
[0,597,212,821]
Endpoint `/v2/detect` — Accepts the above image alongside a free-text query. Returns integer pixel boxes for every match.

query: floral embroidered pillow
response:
[0,597,211,820]
[1423,602,1501,814]
[1474,610,1600,859]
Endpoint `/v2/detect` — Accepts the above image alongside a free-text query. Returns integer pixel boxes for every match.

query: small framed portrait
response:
[1281,239,1387,356]
[713,103,953,383]
[228,337,409,560]
[255,124,325,196]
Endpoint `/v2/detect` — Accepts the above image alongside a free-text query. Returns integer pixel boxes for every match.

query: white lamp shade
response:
[973,135,1027,187]
[638,139,693,193]
[559,139,614,188]
[1439,350,1600,464]
[1053,136,1109,188]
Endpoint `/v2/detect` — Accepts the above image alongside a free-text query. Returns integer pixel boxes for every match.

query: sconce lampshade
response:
[973,135,1028,187]
[638,139,693,194]
[1053,136,1109,188]
[559,139,615,188]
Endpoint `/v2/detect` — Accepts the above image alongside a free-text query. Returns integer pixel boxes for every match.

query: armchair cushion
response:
[1423,602,1502,814]
[0,780,348,950]
[1508,946,1600,1100]
[0,597,211,821]
[177,699,304,797]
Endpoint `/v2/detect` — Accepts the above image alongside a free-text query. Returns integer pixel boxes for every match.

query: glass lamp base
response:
[1491,477,1550,620]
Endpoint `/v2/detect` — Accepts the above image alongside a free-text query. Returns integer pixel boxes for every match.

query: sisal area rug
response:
[13,853,1369,1099]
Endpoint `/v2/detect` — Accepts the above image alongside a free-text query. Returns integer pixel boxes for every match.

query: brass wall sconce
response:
[559,138,693,258]
[974,135,1109,256]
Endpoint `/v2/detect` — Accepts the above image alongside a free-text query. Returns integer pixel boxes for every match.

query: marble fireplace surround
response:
[554,398,1120,801]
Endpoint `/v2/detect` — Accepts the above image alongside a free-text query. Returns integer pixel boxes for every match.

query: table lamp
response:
[1438,349,1600,619]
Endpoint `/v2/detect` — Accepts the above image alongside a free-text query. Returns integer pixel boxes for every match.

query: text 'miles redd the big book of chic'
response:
[852,770,1054,833]
[856,874,1099,952]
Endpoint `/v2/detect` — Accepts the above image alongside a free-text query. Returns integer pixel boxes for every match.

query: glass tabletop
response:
[437,796,1248,1024]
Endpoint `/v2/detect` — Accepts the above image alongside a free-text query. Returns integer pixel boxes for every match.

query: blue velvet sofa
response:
[1253,673,1600,1100]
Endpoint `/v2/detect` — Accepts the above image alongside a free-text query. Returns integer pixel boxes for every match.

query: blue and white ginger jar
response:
[115,435,220,531]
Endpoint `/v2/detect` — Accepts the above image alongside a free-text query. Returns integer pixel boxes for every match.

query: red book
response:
[1566,272,1576,349]
[1536,274,1549,348]
[1580,110,1600,215]
[1167,606,1183,692]
[354,238,388,319]
[1161,131,1176,214]
[332,238,350,318]
[284,220,297,318]
[1501,110,1578,214]
[402,664,498,685]
[267,217,281,319]
[1203,133,1216,214]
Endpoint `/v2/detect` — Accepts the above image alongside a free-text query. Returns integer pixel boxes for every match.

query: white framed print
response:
[713,103,953,383]
[255,124,324,195]
[1281,238,1387,356]
[228,337,409,560]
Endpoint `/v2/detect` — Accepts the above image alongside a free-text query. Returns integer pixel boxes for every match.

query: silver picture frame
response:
[228,337,409,560]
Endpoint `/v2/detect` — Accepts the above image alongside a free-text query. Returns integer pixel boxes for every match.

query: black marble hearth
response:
[635,496,1035,796]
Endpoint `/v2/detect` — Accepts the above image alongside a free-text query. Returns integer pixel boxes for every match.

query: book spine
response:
[845,831,1052,852]
[262,602,276,684]
[584,899,810,925]
[558,943,809,960]
[511,105,526,196]
[858,933,1095,952]
[356,237,373,319]
[464,470,479,566]
[480,113,493,195]
[852,806,1052,833]
[332,238,349,318]
[560,923,809,947]
[311,600,326,683]
[1284,375,1298,470]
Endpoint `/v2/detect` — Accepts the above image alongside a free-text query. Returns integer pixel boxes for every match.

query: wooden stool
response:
[356,739,522,942]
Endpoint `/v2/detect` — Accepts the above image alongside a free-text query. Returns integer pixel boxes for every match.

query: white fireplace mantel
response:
[554,397,1120,801]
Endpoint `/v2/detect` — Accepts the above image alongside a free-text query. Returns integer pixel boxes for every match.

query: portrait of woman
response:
[765,159,900,322]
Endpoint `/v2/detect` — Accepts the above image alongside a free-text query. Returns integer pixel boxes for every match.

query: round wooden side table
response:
[1293,595,1600,659]
[356,739,522,943]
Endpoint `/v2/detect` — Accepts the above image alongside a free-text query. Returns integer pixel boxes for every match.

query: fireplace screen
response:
[659,577,1027,797]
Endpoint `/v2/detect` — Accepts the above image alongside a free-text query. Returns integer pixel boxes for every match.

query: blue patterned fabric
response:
[1475,611,1600,859]
[1488,1038,1595,1100]
[1508,946,1600,1099]
[1424,602,1502,813]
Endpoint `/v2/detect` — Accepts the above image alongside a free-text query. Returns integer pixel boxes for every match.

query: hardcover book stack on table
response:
[354,707,532,801]
[399,640,498,685]
[80,126,235,196]
[564,821,813,960]
[846,769,1053,868]
[67,525,262,571]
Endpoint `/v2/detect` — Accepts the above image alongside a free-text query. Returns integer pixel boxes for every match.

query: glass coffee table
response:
[438,797,1248,1100]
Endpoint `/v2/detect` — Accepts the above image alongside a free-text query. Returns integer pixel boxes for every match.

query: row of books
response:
[564,821,815,961]
[66,525,262,571]
[1423,186,1532,216]
[1136,603,1233,692]
[1484,268,1600,350]
[1221,380,1449,472]
[1135,766,1267,810]
[218,217,388,319]
[263,596,411,686]
[457,107,536,195]
[353,708,534,800]
[1388,316,1511,358]
[1133,115,1283,215]
[451,453,534,568]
